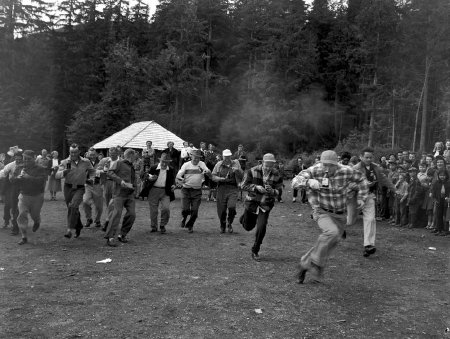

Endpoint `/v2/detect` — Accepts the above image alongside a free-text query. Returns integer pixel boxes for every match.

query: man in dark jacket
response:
[16,150,48,245]
[239,153,283,262]
[105,149,137,246]
[141,153,176,234]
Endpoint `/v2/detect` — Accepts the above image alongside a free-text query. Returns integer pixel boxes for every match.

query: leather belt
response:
[153,186,165,189]
[65,183,84,189]
[321,207,344,215]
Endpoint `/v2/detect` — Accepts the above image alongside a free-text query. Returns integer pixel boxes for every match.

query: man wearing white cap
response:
[240,153,283,261]
[212,149,243,233]
[292,150,368,283]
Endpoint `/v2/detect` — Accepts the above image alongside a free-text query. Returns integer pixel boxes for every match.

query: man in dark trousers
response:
[0,147,24,235]
[16,150,48,245]
[239,153,283,262]
[105,149,137,246]
[56,143,95,239]
[140,153,176,234]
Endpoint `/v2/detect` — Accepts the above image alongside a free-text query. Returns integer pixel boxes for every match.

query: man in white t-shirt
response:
[176,149,211,233]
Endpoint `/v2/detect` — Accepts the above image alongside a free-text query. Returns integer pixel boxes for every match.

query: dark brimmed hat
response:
[408,167,418,172]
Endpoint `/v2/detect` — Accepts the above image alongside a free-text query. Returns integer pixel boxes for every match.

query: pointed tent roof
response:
[92,121,185,150]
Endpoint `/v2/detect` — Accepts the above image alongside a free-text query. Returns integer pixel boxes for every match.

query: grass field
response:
[1,183,449,339]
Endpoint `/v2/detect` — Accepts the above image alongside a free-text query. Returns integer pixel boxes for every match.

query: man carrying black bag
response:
[239,153,283,262]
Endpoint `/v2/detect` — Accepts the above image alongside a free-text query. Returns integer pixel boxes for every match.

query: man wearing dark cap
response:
[0,147,24,235]
[15,150,48,245]
[349,147,396,257]
[56,143,95,239]
[240,153,283,262]
[176,149,211,233]
[292,150,368,283]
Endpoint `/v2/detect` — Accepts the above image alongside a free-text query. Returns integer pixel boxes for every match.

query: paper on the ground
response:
[255,309,263,314]
[96,258,112,263]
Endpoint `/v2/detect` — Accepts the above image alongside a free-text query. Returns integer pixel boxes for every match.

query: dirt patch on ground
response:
[1,184,449,338]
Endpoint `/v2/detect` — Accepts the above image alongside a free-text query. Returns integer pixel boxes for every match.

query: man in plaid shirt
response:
[239,153,283,262]
[292,150,368,283]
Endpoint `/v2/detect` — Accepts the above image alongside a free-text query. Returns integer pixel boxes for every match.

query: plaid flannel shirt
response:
[296,163,368,212]
[240,165,283,211]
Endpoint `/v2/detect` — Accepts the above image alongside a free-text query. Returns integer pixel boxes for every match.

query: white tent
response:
[92,121,185,150]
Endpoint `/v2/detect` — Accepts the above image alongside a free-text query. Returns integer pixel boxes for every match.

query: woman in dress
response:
[48,151,61,200]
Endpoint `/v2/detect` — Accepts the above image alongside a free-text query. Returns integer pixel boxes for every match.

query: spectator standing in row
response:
[233,144,247,170]
[292,157,308,203]
[163,141,180,171]
[48,151,61,201]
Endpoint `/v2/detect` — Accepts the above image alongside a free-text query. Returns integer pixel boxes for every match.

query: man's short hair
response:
[361,147,374,155]
[109,147,117,153]
[124,149,135,158]
[341,151,351,160]
[23,150,35,158]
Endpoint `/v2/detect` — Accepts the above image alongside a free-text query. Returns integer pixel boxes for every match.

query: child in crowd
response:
[393,172,409,227]
[406,167,424,228]
[423,167,435,229]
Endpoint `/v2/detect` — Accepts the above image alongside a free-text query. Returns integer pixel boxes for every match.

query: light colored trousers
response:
[306,210,345,268]
[347,193,376,247]
[82,184,104,223]
[104,180,115,222]
[17,193,44,238]
[148,187,170,229]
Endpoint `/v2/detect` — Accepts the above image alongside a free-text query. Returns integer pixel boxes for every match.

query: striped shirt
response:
[295,163,369,212]
[176,161,210,189]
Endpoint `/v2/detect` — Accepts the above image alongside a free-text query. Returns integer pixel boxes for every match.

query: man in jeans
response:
[292,150,368,283]
[176,149,211,233]
[16,150,48,245]
[239,153,283,262]
[105,149,137,246]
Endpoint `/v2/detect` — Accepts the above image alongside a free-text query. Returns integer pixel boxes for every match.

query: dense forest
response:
[0,0,449,156]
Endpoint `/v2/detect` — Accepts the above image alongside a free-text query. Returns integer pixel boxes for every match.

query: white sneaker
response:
[292,198,296,202]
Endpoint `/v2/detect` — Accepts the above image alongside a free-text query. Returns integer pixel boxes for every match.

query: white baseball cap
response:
[222,149,232,157]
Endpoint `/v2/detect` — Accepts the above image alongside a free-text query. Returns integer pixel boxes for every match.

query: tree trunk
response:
[419,55,430,152]
[391,89,395,149]
[368,73,377,148]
